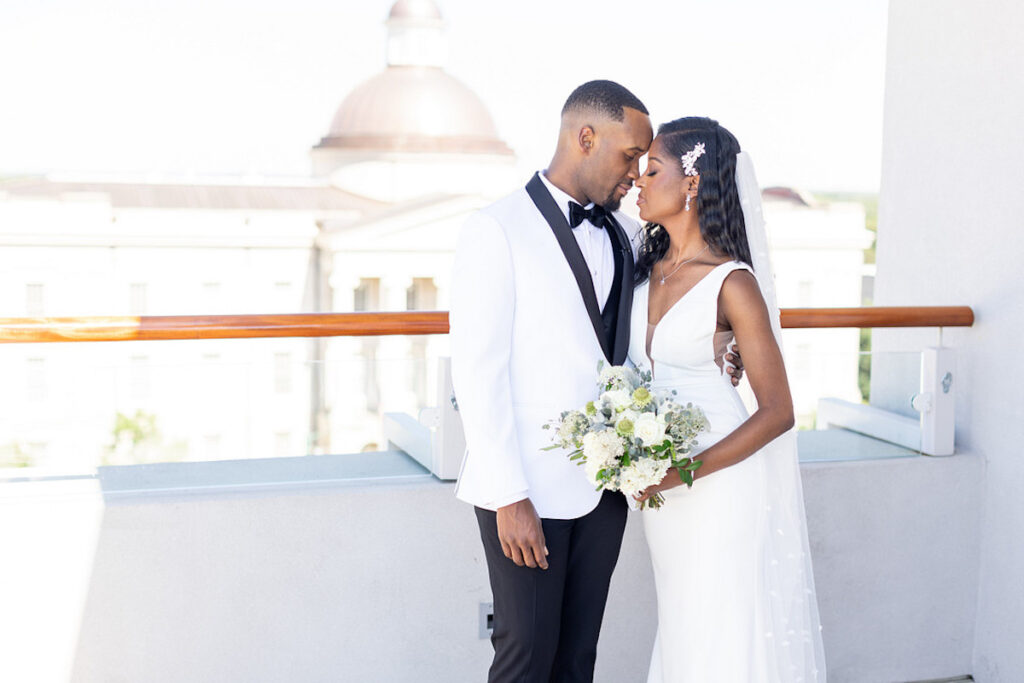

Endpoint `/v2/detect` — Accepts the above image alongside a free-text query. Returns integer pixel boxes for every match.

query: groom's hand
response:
[725,343,744,386]
[496,498,549,570]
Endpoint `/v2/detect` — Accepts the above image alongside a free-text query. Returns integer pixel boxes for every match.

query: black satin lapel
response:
[606,214,635,365]
[525,173,612,361]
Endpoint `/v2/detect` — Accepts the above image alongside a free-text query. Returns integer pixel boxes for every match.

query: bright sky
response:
[0,0,889,192]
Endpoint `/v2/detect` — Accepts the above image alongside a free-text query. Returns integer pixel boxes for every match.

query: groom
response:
[450,80,652,682]
[451,82,742,681]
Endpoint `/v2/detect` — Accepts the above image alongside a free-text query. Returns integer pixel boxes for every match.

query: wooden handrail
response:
[781,306,974,329]
[0,306,973,344]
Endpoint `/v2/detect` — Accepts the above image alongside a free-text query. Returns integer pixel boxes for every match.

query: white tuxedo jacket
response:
[450,174,641,519]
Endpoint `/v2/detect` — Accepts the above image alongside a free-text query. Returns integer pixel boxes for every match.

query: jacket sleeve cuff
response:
[488,489,530,510]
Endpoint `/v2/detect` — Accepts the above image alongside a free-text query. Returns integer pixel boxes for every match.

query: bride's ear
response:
[685,175,700,198]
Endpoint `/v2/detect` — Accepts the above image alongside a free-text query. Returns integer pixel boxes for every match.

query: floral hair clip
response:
[680,142,706,177]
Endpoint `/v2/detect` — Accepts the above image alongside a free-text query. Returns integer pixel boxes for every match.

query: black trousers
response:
[475,491,628,683]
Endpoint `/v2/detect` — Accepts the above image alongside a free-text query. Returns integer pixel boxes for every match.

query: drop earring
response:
[685,194,692,212]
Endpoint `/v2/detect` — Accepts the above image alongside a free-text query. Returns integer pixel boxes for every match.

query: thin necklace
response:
[659,244,710,285]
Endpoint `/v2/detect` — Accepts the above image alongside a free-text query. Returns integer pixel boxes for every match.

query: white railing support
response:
[816,346,956,456]
[384,357,465,480]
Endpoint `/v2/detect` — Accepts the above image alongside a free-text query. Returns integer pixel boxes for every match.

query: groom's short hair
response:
[561,80,648,121]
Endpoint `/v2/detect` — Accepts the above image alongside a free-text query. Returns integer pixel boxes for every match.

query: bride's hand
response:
[634,485,661,505]
[634,469,683,504]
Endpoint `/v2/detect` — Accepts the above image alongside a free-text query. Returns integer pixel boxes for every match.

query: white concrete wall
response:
[803,455,982,682]
[0,451,983,683]
[874,1,1024,679]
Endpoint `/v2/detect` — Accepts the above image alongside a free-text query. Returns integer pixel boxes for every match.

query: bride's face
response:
[635,136,691,224]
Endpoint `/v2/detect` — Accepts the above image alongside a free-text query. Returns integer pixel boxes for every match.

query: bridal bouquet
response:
[543,363,709,509]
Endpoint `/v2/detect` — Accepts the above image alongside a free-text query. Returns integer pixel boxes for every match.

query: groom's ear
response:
[578,125,596,155]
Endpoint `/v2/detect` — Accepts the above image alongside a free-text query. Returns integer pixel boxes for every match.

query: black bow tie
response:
[568,201,610,229]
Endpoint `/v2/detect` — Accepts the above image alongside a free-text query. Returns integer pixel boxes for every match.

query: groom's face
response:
[584,107,653,211]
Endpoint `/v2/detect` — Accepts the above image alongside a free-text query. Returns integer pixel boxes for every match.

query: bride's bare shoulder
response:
[719,267,768,317]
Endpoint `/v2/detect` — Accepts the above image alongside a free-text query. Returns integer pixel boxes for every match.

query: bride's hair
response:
[634,117,752,285]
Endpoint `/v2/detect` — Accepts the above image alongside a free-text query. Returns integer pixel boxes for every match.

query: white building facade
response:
[0,0,518,467]
[0,0,870,468]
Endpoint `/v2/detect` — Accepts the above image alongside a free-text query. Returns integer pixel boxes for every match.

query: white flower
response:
[615,408,647,438]
[631,386,654,408]
[583,457,605,487]
[598,364,625,384]
[582,430,624,486]
[583,430,623,467]
[680,142,706,177]
[617,458,671,498]
[555,410,589,448]
[634,413,668,447]
[598,364,641,392]
[601,389,633,413]
[619,408,641,423]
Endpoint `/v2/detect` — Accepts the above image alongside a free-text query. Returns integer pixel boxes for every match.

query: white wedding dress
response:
[628,260,824,682]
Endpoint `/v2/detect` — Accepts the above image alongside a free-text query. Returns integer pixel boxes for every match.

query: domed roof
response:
[315,66,513,156]
[388,0,442,22]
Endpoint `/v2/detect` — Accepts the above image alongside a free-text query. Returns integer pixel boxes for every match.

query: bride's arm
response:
[640,269,793,498]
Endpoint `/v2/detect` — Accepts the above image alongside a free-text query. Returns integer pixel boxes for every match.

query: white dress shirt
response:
[538,171,615,310]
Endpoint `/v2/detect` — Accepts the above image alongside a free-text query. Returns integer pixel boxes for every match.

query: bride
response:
[628,117,826,682]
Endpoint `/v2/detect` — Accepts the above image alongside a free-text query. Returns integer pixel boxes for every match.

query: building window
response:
[26,283,45,316]
[406,277,438,311]
[354,278,382,412]
[362,340,380,413]
[130,283,148,315]
[131,356,151,399]
[406,279,437,406]
[274,353,292,394]
[354,278,380,312]
[27,358,46,401]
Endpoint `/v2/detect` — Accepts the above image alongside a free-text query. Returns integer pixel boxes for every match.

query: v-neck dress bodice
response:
[630,261,753,391]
